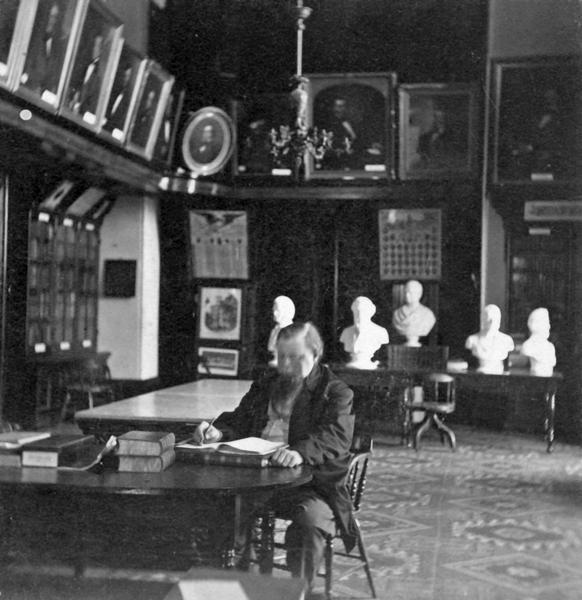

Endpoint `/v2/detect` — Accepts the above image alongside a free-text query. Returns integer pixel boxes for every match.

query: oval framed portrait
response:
[181,106,235,176]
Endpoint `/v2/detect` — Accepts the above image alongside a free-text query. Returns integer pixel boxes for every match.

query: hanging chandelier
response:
[269,0,351,179]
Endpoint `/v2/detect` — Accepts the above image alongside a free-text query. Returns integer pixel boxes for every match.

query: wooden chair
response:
[411,373,456,451]
[253,434,376,599]
[60,353,116,420]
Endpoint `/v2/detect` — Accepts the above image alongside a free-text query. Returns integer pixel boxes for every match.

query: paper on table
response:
[177,436,287,456]
[165,580,249,600]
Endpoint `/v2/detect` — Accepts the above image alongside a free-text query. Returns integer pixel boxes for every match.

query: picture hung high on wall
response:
[189,210,249,280]
[197,347,239,377]
[126,60,174,160]
[398,83,477,180]
[232,94,295,176]
[198,286,242,342]
[0,0,38,90]
[15,0,86,112]
[152,88,185,166]
[493,57,582,184]
[181,106,236,177]
[305,72,397,180]
[60,0,123,130]
[99,45,147,144]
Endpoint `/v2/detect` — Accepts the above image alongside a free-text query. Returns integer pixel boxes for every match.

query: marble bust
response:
[520,308,556,376]
[340,296,389,370]
[465,304,514,374]
[392,280,436,346]
[267,295,295,366]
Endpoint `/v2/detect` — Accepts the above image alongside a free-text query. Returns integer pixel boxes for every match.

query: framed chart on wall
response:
[189,210,249,280]
[378,208,442,281]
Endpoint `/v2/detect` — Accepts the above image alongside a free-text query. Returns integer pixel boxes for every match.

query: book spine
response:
[117,433,176,456]
[0,454,22,468]
[117,450,176,472]
[176,450,272,468]
[22,451,59,468]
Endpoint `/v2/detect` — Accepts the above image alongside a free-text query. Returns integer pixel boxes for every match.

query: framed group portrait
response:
[14,0,86,112]
[99,44,147,144]
[197,286,243,342]
[398,83,478,180]
[181,106,236,176]
[125,60,174,160]
[59,0,123,130]
[492,56,582,184]
[304,72,397,180]
[232,94,295,176]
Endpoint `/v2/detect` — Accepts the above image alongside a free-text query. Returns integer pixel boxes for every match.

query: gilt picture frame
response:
[197,286,242,342]
[398,83,478,180]
[197,346,239,377]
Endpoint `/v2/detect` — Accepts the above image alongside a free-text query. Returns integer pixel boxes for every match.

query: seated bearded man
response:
[192,322,356,595]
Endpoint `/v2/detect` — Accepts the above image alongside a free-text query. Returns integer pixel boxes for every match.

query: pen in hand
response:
[200,415,219,445]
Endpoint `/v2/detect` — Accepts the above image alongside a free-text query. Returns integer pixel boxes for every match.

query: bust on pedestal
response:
[520,308,556,376]
[392,280,436,347]
[267,296,295,366]
[340,296,389,370]
[465,304,514,374]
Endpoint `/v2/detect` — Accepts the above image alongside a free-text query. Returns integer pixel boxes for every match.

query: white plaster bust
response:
[520,308,556,377]
[267,295,295,366]
[392,280,436,347]
[465,304,515,374]
[340,296,389,370]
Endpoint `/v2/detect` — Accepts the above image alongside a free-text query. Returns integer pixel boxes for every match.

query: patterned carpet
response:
[1,425,582,599]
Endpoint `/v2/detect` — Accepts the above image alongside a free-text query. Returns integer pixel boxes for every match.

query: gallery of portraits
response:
[0,1,581,599]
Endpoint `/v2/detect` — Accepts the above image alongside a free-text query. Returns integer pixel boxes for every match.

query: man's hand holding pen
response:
[192,419,222,445]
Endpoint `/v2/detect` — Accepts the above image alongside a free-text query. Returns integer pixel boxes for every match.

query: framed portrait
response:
[398,83,478,180]
[0,0,38,90]
[59,0,123,130]
[152,88,185,166]
[198,286,242,341]
[197,347,239,377]
[126,60,174,160]
[492,57,582,184]
[181,106,236,176]
[99,44,147,144]
[232,94,295,176]
[189,210,249,280]
[15,0,86,112]
[304,72,397,180]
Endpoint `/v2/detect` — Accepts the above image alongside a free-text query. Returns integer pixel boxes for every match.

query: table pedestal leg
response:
[545,391,555,453]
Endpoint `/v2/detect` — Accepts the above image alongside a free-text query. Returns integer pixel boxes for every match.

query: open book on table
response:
[178,436,287,456]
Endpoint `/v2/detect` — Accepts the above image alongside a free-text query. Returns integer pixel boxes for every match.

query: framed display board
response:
[197,286,243,342]
[189,210,249,280]
[378,208,442,281]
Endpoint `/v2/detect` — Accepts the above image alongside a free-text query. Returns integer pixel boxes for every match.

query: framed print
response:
[189,210,249,280]
[100,44,147,144]
[233,94,295,176]
[398,83,477,180]
[16,0,86,112]
[378,209,442,280]
[0,0,38,90]
[493,57,582,184]
[126,60,174,160]
[60,0,123,130]
[181,106,236,176]
[198,286,242,341]
[305,72,397,180]
[153,88,185,166]
[197,347,239,377]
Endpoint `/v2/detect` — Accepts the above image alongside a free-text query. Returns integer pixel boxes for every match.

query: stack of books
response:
[0,431,52,467]
[21,434,95,468]
[176,437,287,468]
[115,430,176,472]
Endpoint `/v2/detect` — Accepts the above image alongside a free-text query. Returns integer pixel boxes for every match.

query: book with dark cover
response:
[0,431,51,450]
[0,449,22,468]
[117,448,176,472]
[175,447,273,468]
[116,431,176,456]
[21,434,95,468]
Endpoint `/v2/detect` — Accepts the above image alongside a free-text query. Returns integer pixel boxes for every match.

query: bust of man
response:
[267,296,295,366]
[392,280,436,346]
[465,304,515,374]
[520,308,556,376]
[340,296,389,370]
